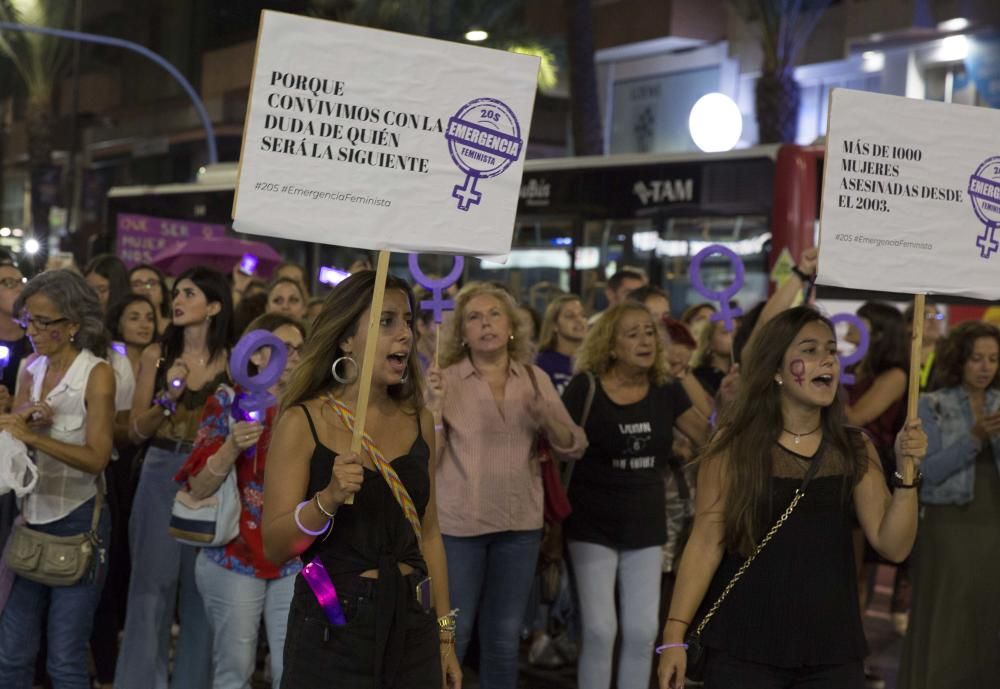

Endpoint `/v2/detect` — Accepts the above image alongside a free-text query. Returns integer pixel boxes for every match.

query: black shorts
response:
[705,650,863,689]
[281,583,441,689]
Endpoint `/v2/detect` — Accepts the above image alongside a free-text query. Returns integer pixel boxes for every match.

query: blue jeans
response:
[443,529,542,689]
[0,497,111,689]
[115,446,212,689]
[568,541,662,689]
[195,552,295,689]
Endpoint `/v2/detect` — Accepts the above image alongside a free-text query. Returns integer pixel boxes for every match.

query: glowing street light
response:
[464,29,488,42]
[689,93,743,153]
[24,238,40,255]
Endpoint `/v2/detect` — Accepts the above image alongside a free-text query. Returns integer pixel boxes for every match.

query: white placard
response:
[817,88,1000,300]
[232,11,540,258]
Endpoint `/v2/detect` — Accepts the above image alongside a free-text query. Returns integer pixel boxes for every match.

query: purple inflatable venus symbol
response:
[828,313,870,386]
[689,244,745,332]
[408,254,465,323]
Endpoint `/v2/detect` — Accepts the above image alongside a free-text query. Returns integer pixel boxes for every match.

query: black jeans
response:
[705,650,864,689]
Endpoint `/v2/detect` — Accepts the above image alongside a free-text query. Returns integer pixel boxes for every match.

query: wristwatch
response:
[892,470,923,489]
[791,265,815,284]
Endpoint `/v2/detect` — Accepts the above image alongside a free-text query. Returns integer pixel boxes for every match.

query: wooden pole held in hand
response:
[906,293,926,421]
[344,250,391,504]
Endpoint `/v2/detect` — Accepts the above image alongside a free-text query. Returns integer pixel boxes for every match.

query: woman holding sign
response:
[657,306,926,689]
[262,271,461,689]
[175,313,306,689]
[899,321,1000,689]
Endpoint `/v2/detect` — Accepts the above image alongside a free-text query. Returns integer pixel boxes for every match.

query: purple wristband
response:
[655,643,689,655]
[294,500,330,536]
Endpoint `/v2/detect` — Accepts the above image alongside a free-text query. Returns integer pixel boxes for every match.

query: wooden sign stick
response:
[906,293,926,421]
[344,249,390,504]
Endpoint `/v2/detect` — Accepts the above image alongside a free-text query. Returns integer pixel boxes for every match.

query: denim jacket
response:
[917,386,1000,505]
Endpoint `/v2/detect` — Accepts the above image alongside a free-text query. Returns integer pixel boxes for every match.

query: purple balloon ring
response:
[408,253,465,323]
[689,244,745,332]
[230,329,288,392]
[828,313,870,386]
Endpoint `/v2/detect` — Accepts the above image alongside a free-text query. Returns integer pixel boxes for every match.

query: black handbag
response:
[683,444,826,680]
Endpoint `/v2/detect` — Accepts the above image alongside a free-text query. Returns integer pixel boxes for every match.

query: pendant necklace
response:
[783,424,821,445]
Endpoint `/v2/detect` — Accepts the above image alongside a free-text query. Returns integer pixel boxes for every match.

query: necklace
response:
[782,424,821,445]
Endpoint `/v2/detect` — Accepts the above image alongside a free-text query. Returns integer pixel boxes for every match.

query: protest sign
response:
[232,10,539,258]
[817,88,1000,301]
[116,213,226,267]
[814,89,1000,416]
[232,12,538,490]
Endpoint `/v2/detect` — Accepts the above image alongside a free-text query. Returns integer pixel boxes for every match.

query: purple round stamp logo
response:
[445,98,523,212]
[968,156,1000,259]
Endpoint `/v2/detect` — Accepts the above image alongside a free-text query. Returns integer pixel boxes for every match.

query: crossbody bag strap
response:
[89,474,105,538]
[691,439,827,639]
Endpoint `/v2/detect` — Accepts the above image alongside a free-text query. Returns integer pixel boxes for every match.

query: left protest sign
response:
[231,10,539,258]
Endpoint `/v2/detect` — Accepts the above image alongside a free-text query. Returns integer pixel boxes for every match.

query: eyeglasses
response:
[131,279,161,291]
[283,342,304,356]
[926,313,945,321]
[0,277,25,290]
[16,314,70,331]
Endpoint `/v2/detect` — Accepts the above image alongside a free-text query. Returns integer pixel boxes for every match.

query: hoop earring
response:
[331,356,358,384]
[400,366,409,384]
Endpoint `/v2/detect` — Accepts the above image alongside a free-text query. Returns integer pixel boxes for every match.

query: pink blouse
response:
[436,358,587,537]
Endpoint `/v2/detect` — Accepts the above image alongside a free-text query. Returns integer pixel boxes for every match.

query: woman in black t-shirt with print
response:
[562,302,709,689]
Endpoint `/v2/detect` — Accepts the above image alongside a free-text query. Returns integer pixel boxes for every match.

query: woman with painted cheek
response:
[267,278,308,321]
[176,314,306,689]
[129,264,171,336]
[264,272,461,689]
[117,267,234,689]
[424,282,586,689]
[898,322,1000,689]
[0,270,115,688]
[560,304,708,689]
[658,307,926,689]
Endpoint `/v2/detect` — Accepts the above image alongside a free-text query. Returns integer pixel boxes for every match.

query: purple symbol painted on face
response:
[408,254,465,323]
[968,157,1000,259]
[828,313,870,386]
[688,244,745,332]
[445,98,523,212]
[790,359,806,386]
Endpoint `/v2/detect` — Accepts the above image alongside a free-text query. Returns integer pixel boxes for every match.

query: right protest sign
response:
[817,89,1000,300]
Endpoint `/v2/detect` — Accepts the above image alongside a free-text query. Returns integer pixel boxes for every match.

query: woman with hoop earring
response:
[263,271,461,689]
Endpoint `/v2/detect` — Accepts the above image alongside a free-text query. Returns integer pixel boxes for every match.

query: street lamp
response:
[689,93,743,153]
[464,29,488,42]
[24,238,40,255]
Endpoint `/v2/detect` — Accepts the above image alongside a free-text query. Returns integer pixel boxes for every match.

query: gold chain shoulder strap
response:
[692,488,805,637]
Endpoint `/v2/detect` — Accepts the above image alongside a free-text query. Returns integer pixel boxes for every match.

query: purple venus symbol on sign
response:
[968,156,1000,259]
[445,98,523,211]
[689,244,745,332]
[828,313,870,386]
[408,254,465,323]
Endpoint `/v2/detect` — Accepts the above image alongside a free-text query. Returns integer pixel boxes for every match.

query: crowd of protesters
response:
[0,245,994,689]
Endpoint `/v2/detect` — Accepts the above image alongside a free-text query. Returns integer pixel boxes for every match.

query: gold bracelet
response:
[314,492,337,519]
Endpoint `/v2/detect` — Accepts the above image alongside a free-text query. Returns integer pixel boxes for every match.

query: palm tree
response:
[565,0,602,155]
[0,0,75,246]
[731,0,834,143]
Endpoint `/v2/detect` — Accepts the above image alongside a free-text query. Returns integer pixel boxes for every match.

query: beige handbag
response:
[4,488,103,587]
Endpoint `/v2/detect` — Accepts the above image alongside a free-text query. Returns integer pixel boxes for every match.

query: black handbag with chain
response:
[683,444,826,680]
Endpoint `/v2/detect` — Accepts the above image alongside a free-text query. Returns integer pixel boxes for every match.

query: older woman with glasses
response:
[0,270,116,688]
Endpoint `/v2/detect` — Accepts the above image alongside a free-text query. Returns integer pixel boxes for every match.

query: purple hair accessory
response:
[689,244,745,332]
[829,313,870,386]
[408,253,465,323]
[301,557,347,627]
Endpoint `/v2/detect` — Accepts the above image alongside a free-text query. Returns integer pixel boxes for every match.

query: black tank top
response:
[701,437,869,667]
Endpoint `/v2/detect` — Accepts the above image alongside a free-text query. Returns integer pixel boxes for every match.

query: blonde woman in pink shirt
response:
[426,282,587,689]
